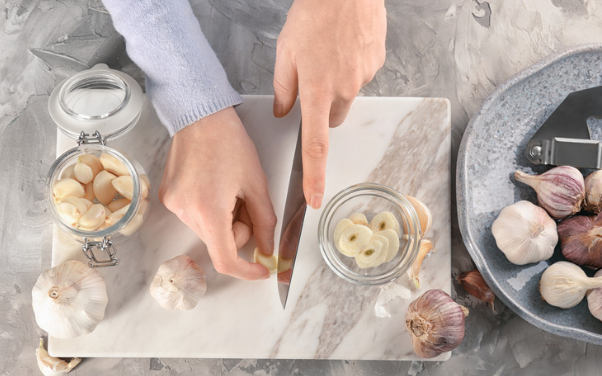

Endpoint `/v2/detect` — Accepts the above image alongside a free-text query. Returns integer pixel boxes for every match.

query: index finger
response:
[299,89,332,209]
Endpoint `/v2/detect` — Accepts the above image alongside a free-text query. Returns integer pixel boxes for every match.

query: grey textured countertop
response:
[3,0,602,375]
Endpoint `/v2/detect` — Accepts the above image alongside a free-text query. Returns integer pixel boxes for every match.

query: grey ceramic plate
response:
[457,44,602,345]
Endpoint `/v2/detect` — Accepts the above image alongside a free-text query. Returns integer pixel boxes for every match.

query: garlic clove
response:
[348,212,369,226]
[79,154,103,177]
[409,239,435,288]
[558,214,602,269]
[77,204,106,231]
[36,337,81,376]
[83,181,95,202]
[277,257,294,273]
[253,247,278,273]
[585,170,602,214]
[334,218,354,254]
[32,260,108,338]
[491,200,558,265]
[111,175,134,200]
[53,178,85,201]
[100,153,129,176]
[58,196,89,216]
[355,233,388,268]
[108,198,131,212]
[457,269,495,308]
[73,159,94,184]
[515,166,584,220]
[93,170,117,206]
[339,224,373,256]
[56,202,82,227]
[539,261,602,309]
[404,195,433,237]
[106,204,130,226]
[378,229,400,263]
[587,269,602,322]
[80,198,93,211]
[370,211,401,236]
[60,164,75,180]
[405,289,468,358]
[150,255,206,310]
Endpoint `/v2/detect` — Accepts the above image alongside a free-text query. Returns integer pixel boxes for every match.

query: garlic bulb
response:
[491,200,558,265]
[150,255,206,310]
[586,269,602,321]
[409,239,435,288]
[539,261,602,309]
[558,213,602,268]
[515,166,584,220]
[457,269,495,308]
[36,337,81,376]
[405,289,468,358]
[32,260,108,338]
[584,170,602,214]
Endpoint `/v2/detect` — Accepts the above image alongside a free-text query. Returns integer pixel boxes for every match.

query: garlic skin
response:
[539,261,602,309]
[32,260,108,338]
[586,269,602,322]
[150,255,206,311]
[405,289,468,358]
[491,200,558,265]
[515,166,584,220]
[36,337,81,376]
[558,214,602,268]
[585,170,602,214]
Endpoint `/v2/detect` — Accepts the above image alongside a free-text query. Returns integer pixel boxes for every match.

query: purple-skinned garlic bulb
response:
[558,213,602,269]
[585,170,602,214]
[515,166,584,220]
[405,289,468,358]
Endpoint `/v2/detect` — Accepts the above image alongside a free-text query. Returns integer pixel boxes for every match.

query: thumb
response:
[273,49,299,118]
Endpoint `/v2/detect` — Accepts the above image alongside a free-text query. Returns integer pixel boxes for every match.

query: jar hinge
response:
[82,237,119,267]
[77,130,106,146]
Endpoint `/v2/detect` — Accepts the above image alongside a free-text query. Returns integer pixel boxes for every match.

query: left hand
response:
[273,0,387,209]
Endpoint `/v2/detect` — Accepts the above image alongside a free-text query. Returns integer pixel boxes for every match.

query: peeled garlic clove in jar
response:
[77,204,107,231]
[108,198,131,212]
[515,166,584,220]
[100,153,129,176]
[405,289,468,358]
[93,170,117,206]
[73,158,94,184]
[150,255,206,311]
[83,181,95,202]
[339,224,373,256]
[539,261,602,309]
[112,175,134,200]
[32,260,108,338]
[355,233,388,268]
[253,247,278,273]
[56,202,83,227]
[119,213,144,236]
[79,154,103,176]
[106,204,130,226]
[60,164,75,180]
[36,337,81,376]
[53,178,85,201]
[491,200,557,265]
[404,195,433,237]
[370,211,401,236]
[348,212,369,226]
[584,170,602,214]
[58,196,89,215]
[558,213,602,268]
[587,269,602,322]
[377,229,400,262]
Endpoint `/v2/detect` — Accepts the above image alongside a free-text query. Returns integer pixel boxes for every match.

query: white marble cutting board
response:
[49,95,451,361]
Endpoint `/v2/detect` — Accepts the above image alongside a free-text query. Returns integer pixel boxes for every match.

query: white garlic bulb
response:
[32,260,108,338]
[491,200,558,265]
[540,261,602,309]
[36,337,81,376]
[150,255,206,311]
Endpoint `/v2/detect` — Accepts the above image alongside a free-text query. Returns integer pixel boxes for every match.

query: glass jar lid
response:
[48,64,143,142]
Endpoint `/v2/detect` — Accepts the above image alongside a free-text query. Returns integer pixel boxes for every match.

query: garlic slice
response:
[32,260,108,338]
[370,211,401,236]
[377,229,400,262]
[254,247,278,273]
[355,233,388,268]
[150,255,206,310]
[36,337,81,376]
[349,212,369,226]
[93,170,117,206]
[53,178,85,201]
[339,224,373,256]
[100,153,129,176]
[334,218,354,253]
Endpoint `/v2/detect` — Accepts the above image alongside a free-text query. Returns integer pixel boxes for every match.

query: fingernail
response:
[309,194,323,209]
[274,102,284,117]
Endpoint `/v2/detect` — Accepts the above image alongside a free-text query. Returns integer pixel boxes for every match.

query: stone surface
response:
[4,0,602,375]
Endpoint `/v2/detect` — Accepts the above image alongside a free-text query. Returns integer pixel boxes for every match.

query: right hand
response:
[159,107,277,280]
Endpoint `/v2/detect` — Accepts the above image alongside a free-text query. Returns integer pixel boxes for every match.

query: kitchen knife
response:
[526,86,602,168]
[277,122,307,309]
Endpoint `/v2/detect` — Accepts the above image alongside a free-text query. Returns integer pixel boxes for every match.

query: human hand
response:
[273,0,387,209]
[159,107,277,280]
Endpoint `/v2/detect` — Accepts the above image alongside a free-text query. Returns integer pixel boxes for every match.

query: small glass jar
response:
[319,183,421,286]
[45,64,148,268]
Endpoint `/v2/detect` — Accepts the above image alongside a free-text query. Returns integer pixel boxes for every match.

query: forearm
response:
[102,0,242,136]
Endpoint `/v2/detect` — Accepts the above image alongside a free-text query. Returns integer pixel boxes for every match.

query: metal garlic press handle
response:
[526,86,602,169]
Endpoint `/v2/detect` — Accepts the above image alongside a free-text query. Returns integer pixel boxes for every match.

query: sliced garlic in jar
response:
[108,198,131,212]
[334,218,354,253]
[349,212,369,226]
[112,175,134,200]
[77,204,107,231]
[377,228,400,262]
[93,170,117,206]
[53,178,85,200]
[355,233,388,268]
[253,247,278,273]
[339,224,373,256]
[100,153,129,176]
[370,211,401,236]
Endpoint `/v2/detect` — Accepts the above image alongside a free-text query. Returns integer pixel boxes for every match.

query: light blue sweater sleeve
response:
[101,0,242,136]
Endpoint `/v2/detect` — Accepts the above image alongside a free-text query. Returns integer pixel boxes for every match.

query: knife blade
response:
[277,122,307,309]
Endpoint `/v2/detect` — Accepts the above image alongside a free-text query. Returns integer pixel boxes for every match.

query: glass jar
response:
[319,183,421,286]
[45,64,149,268]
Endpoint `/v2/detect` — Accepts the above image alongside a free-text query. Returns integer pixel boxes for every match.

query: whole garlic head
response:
[150,255,206,311]
[32,260,108,339]
[539,261,602,309]
[491,200,558,265]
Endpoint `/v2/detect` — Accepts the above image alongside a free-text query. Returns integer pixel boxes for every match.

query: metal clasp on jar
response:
[77,130,106,146]
[82,237,119,267]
